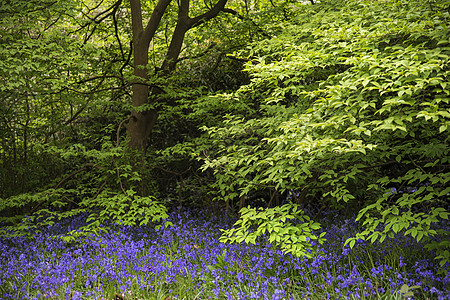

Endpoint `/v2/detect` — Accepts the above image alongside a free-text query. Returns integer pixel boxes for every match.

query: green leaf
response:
[349,239,356,249]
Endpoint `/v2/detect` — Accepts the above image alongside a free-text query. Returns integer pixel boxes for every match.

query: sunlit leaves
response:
[197,0,449,269]
[220,203,325,258]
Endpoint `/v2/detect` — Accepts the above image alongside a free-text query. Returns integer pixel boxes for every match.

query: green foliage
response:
[58,192,171,244]
[345,171,449,244]
[424,237,450,269]
[398,284,421,299]
[0,138,171,240]
[196,0,449,268]
[220,203,326,258]
[1,0,448,273]
[0,0,130,199]
[87,191,170,227]
[366,284,418,300]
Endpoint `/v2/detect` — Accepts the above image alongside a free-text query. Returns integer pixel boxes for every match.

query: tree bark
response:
[128,0,171,152]
[127,0,228,153]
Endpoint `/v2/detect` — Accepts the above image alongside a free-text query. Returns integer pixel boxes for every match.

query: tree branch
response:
[154,165,192,176]
[222,8,271,38]
[64,74,112,125]
[117,116,132,147]
[73,0,122,37]
[176,42,217,63]
[75,75,125,85]
[55,163,102,189]
[120,40,133,76]
[141,0,173,48]
[188,0,228,29]
[112,4,125,60]
[162,0,228,72]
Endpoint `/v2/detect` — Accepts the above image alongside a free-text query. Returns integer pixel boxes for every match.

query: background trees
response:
[0,0,277,227]
[0,0,448,270]
[0,0,121,197]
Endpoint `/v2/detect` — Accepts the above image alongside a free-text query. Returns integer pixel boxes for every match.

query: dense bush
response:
[195,0,449,267]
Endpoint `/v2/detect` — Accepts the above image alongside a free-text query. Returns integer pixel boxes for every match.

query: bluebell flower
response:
[272,288,285,300]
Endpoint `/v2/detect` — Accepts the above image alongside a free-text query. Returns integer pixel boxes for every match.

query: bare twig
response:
[176,42,217,64]
[75,74,125,85]
[112,5,125,60]
[114,161,128,196]
[55,163,102,189]
[74,0,122,33]
[408,155,426,173]
[30,163,102,214]
[120,40,133,76]
[222,8,271,38]
[154,165,192,176]
[116,116,132,147]
[92,180,108,201]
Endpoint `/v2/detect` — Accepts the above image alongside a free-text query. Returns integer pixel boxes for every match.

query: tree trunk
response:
[128,0,171,153]
[128,0,228,153]
[128,39,158,152]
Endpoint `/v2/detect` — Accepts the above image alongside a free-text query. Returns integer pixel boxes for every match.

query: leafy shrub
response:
[197,0,449,268]
[220,203,326,257]
[0,139,171,241]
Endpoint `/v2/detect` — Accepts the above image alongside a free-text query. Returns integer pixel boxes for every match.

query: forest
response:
[0,0,449,299]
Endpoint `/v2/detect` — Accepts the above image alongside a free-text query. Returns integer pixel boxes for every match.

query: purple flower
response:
[272,289,285,300]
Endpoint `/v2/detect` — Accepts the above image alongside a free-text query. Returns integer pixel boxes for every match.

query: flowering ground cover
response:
[0,208,448,300]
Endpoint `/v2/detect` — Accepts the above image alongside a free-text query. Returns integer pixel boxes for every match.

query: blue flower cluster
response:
[0,209,448,299]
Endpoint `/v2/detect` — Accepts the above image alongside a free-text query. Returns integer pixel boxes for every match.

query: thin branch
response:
[75,75,125,85]
[82,0,106,15]
[112,4,124,60]
[84,24,98,44]
[176,42,217,63]
[141,0,173,48]
[188,0,228,29]
[69,0,120,42]
[92,180,108,201]
[120,40,133,76]
[36,15,61,39]
[79,0,121,30]
[154,165,192,176]
[117,116,132,147]
[267,189,278,208]
[114,161,128,196]
[63,93,95,125]
[222,8,271,38]
[64,75,110,125]
[408,155,426,173]
[30,163,102,214]
[92,0,120,22]
[55,163,102,189]
[62,81,163,95]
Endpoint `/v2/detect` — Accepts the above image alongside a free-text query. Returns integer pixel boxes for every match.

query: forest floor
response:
[0,207,448,300]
